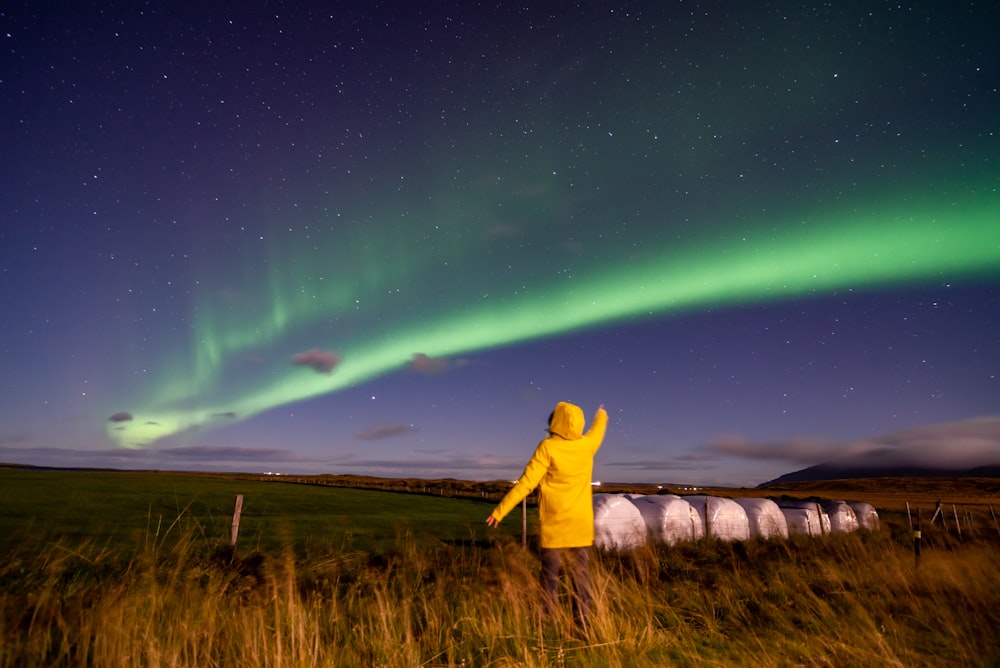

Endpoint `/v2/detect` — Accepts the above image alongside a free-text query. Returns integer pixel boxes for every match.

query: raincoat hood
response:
[549,401,585,440]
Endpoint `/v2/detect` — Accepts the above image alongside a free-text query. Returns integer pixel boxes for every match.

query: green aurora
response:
[108,194,1000,448]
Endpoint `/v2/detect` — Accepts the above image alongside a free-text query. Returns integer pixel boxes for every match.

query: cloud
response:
[408,352,470,375]
[212,412,238,419]
[836,416,1000,469]
[408,353,450,375]
[0,443,314,472]
[0,441,526,479]
[108,412,133,423]
[605,458,704,472]
[705,416,1000,469]
[325,450,527,478]
[357,423,416,441]
[291,348,340,373]
[706,435,834,465]
[157,445,296,461]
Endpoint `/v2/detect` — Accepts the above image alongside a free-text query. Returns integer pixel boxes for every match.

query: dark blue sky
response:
[1,2,998,485]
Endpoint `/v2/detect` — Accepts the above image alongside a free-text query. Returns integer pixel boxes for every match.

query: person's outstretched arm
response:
[485,443,551,526]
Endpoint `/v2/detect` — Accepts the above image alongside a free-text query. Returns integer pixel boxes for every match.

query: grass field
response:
[2,468,999,667]
[0,469,530,555]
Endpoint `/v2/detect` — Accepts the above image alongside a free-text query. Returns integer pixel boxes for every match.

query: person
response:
[486,401,608,630]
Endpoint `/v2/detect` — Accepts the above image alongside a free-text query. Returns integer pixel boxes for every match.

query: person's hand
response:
[486,514,499,527]
[597,404,605,412]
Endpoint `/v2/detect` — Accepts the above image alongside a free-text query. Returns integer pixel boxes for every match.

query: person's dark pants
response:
[540,546,592,630]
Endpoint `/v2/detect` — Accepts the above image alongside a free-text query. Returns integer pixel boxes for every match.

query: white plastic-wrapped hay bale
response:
[628,494,704,545]
[683,496,750,541]
[733,497,788,539]
[592,493,646,549]
[776,499,831,536]
[821,500,860,533]
[847,501,880,530]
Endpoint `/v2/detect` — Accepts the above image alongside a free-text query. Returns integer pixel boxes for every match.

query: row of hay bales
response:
[593,493,880,550]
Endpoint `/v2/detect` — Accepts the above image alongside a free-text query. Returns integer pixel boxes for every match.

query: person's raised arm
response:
[585,404,608,454]
[588,404,608,434]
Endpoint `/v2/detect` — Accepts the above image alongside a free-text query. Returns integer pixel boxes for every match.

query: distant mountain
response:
[761,462,1000,487]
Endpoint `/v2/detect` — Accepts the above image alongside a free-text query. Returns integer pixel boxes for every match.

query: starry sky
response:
[1,2,998,486]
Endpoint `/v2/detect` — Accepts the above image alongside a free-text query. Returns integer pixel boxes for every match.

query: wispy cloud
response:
[705,435,834,465]
[705,416,1000,469]
[325,450,526,479]
[156,445,295,461]
[357,423,416,441]
[5,417,997,484]
[0,444,312,471]
[408,352,467,375]
[291,348,340,373]
[605,458,704,472]
[408,353,449,375]
[0,433,31,446]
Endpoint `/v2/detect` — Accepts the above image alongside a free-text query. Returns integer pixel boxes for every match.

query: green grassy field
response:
[0,469,531,555]
[2,468,999,667]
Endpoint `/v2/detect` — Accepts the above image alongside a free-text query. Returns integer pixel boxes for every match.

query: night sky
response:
[2,2,998,486]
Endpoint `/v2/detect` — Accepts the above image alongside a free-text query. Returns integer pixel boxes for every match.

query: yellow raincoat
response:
[489,402,608,548]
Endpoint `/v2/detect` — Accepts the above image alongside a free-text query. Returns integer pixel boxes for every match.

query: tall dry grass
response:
[2,523,999,667]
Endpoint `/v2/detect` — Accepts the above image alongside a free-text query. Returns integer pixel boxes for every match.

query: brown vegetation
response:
[2,473,999,666]
[3,523,999,666]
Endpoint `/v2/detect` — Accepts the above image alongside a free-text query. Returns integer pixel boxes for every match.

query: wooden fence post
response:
[913,511,921,569]
[930,500,942,525]
[953,504,962,538]
[230,494,244,547]
[521,497,527,549]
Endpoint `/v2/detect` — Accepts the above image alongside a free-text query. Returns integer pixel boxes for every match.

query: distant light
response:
[591,481,601,486]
